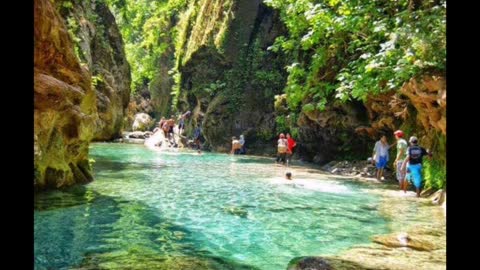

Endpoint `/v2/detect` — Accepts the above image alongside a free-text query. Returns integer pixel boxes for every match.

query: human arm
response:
[372,142,378,160]
[394,147,405,168]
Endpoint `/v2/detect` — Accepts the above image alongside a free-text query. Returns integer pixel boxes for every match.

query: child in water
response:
[286,172,292,180]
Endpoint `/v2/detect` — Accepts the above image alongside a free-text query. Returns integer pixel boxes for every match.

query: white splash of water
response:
[269,177,353,194]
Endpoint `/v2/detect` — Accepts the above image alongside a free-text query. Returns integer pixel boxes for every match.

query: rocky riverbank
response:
[320,160,394,180]
[286,174,446,270]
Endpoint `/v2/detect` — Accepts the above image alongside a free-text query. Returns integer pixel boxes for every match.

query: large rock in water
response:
[287,257,332,270]
[58,0,131,140]
[34,0,96,190]
[132,113,154,131]
[124,91,155,132]
[287,256,374,270]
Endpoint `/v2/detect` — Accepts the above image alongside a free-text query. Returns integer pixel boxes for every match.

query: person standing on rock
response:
[166,116,176,147]
[401,136,432,197]
[372,135,390,181]
[193,124,202,150]
[162,120,170,141]
[155,117,166,134]
[178,111,191,136]
[393,130,408,189]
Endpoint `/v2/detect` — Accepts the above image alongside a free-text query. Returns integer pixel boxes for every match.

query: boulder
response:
[132,113,154,131]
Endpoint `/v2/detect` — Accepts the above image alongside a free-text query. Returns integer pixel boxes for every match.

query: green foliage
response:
[91,75,104,87]
[170,70,182,111]
[65,16,82,61]
[61,0,110,64]
[265,0,446,106]
[275,113,300,138]
[275,115,288,133]
[172,36,286,114]
[257,129,274,141]
[204,80,226,97]
[423,132,446,189]
[290,127,299,139]
[105,0,190,93]
[423,158,446,190]
[88,158,96,170]
[61,0,73,10]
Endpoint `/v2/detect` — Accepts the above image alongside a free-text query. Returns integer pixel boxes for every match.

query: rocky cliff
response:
[35,0,131,191]
[34,0,97,190]
[59,0,131,140]
[173,0,288,153]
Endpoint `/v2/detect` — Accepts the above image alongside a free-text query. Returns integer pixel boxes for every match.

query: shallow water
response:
[34,143,390,270]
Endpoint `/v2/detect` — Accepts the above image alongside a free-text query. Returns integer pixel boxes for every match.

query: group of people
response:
[272,129,432,196]
[155,114,431,197]
[276,133,297,165]
[155,111,194,148]
[372,129,432,197]
[158,116,177,147]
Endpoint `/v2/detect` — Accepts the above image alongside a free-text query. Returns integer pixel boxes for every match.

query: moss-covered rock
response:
[34,0,96,191]
[173,1,288,152]
[293,100,371,164]
[59,0,131,140]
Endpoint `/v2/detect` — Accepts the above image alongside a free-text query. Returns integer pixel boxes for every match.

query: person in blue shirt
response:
[372,135,390,181]
[401,136,432,197]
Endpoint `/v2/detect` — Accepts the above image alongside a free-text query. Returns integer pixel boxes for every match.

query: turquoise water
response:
[34,143,389,270]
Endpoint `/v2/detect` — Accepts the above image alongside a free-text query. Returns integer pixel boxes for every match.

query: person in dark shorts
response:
[193,124,202,150]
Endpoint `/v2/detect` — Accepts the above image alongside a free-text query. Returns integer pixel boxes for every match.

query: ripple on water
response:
[35,143,390,270]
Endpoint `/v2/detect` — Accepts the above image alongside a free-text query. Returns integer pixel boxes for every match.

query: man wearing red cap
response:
[393,130,408,189]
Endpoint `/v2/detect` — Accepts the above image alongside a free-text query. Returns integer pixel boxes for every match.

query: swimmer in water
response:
[286,172,292,180]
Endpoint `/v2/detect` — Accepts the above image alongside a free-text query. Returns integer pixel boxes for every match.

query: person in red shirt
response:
[286,133,297,165]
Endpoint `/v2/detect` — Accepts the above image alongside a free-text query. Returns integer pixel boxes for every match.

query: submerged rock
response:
[287,256,332,270]
[287,256,373,270]
[223,206,248,218]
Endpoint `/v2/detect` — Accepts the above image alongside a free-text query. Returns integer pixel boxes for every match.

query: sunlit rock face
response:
[58,0,131,140]
[34,0,97,190]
